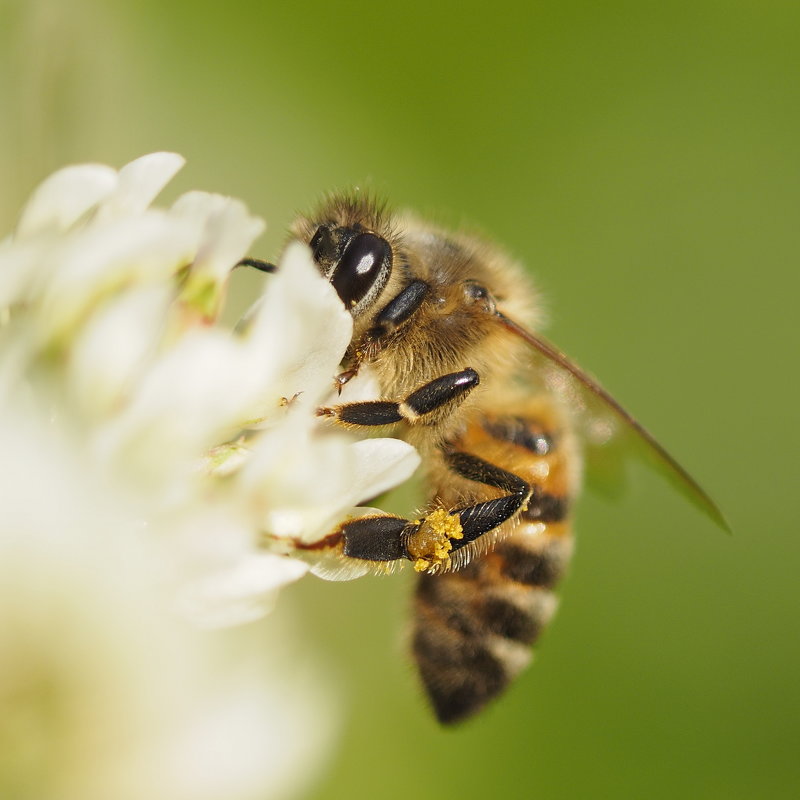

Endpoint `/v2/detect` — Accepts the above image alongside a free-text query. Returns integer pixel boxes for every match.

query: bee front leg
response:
[318,368,480,427]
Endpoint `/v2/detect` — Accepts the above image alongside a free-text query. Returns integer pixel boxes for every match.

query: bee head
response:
[309,224,393,315]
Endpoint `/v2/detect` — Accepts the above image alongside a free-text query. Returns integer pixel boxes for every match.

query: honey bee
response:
[241,193,725,724]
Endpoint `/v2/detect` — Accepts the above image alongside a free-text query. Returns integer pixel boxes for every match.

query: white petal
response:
[16,163,118,238]
[95,152,185,221]
[342,437,421,507]
[35,211,198,340]
[0,414,334,799]
[161,656,336,800]
[0,237,45,307]
[241,241,352,411]
[241,412,358,528]
[239,416,367,547]
[172,191,266,284]
[68,284,173,419]
[93,328,266,483]
[176,554,308,629]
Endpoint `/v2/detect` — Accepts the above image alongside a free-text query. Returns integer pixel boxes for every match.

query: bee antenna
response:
[236,257,277,273]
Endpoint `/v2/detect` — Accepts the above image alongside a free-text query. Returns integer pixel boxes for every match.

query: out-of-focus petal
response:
[159,645,337,800]
[172,192,265,317]
[92,327,266,485]
[163,503,309,629]
[0,414,333,800]
[16,163,117,238]
[68,284,173,419]
[34,211,199,342]
[95,152,185,221]
[176,554,309,629]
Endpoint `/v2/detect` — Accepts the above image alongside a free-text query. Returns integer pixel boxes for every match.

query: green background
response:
[2,1,798,798]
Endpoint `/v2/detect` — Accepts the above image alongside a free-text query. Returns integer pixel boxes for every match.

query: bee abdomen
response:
[412,528,573,724]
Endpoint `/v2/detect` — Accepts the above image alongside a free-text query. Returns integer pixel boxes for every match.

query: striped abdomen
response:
[412,400,578,724]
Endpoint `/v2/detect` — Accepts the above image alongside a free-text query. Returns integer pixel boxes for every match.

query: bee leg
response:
[305,451,529,574]
[443,450,531,551]
[318,368,480,427]
[369,279,429,337]
[401,451,531,572]
[337,515,410,561]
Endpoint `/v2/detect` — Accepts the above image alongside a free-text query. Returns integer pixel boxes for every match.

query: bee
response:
[241,193,725,724]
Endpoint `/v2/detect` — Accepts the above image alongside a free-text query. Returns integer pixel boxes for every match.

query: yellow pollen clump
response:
[407,509,464,573]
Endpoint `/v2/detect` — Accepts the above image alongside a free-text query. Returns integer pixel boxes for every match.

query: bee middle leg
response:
[318,368,480,427]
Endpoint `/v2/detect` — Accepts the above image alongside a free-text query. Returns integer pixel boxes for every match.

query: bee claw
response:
[333,369,358,394]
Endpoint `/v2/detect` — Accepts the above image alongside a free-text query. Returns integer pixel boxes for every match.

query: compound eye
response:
[331,232,392,309]
[310,225,335,262]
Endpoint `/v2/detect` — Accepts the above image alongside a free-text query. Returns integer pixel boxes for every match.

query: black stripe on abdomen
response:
[497,537,571,589]
[520,487,568,523]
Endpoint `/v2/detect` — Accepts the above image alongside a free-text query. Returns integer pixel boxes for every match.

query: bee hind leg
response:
[442,450,531,551]
[315,451,529,575]
[400,450,531,572]
[338,449,530,574]
[295,450,532,573]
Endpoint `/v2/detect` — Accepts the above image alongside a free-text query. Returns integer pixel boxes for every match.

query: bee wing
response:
[497,313,729,532]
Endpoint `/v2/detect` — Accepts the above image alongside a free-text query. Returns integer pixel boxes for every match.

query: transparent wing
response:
[497,313,729,532]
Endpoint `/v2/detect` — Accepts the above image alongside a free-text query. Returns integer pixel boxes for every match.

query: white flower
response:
[0,151,419,617]
[0,414,334,800]
[0,153,420,799]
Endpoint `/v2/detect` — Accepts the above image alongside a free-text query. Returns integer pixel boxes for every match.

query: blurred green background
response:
[2,0,798,798]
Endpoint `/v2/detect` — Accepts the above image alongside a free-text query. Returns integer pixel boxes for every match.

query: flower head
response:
[0,151,419,620]
[0,153,419,799]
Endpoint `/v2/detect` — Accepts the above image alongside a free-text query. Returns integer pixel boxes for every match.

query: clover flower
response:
[0,153,419,799]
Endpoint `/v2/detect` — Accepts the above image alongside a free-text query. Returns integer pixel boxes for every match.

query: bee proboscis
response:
[242,193,726,724]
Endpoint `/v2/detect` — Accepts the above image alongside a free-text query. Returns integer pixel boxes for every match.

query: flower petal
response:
[93,327,275,484]
[341,437,421,508]
[241,411,359,540]
[175,553,309,629]
[172,191,266,316]
[240,241,352,411]
[32,211,198,343]
[95,151,186,221]
[68,284,174,419]
[16,163,117,238]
